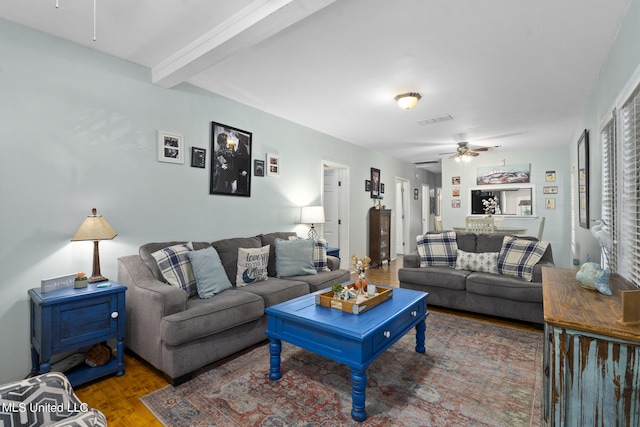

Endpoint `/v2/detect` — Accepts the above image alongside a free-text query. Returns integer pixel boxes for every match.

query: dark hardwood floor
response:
[74,255,540,426]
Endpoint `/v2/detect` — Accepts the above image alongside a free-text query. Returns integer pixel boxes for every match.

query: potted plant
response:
[74,272,88,289]
[331,283,343,298]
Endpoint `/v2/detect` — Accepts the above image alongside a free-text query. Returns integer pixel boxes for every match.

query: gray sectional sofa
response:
[117,231,350,385]
[398,231,554,324]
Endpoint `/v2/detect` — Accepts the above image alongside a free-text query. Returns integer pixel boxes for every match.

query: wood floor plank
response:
[74,255,539,425]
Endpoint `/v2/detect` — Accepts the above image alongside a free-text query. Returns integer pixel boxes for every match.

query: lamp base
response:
[307,225,320,240]
[89,275,108,284]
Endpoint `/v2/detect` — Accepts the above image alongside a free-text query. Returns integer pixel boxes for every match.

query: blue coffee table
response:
[265,285,428,422]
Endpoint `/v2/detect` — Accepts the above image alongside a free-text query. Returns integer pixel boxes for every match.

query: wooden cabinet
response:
[542,268,640,426]
[29,282,127,387]
[369,208,391,267]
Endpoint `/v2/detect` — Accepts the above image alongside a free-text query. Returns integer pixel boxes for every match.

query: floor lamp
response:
[71,208,118,283]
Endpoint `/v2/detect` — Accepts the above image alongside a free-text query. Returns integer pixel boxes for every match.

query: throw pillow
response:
[497,236,549,281]
[416,231,458,267]
[455,249,499,274]
[187,247,232,298]
[151,242,196,296]
[236,245,270,286]
[275,238,317,278]
[312,238,331,272]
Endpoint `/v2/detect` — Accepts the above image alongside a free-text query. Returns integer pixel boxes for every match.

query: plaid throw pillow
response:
[312,238,331,272]
[497,236,548,281]
[151,242,196,296]
[416,231,458,267]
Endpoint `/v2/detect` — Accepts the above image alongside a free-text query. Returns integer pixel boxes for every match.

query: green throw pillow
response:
[187,247,232,298]
[275,238,316,278]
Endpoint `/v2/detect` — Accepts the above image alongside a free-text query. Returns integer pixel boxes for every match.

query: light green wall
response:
[0,19,432,382]
[441,147,572,268]
[571,0,640,266]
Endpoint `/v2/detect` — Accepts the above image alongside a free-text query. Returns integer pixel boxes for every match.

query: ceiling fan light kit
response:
[394,92,421,109]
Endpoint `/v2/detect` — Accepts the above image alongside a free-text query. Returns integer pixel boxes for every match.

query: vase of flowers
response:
[482,196,499,216]
[351,255,371,297]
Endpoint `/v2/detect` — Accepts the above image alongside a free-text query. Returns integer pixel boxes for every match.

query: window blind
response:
[619,88,640,286]
[601,113,617,271]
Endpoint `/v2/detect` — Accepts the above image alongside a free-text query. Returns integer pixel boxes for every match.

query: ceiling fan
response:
[440,142,498,159]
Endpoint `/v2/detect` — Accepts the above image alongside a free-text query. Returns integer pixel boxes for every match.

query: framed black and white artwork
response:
[210,122,252,197]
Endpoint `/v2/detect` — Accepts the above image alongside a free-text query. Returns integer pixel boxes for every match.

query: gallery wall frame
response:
[370,167,380,198]
[158,131,184,164]
[266,153,280,176]
[210,122,252,197]
[577,129,589,228]
[254,159,265,177]
[191,147,206,168]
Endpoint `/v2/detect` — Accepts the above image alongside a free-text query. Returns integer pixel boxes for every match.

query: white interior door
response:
[395,178,410,255]
[323,169,339,246]
[323,161,349,269]
[422,184,431,234]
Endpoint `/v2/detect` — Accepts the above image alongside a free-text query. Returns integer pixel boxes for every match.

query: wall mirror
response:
[469,185,534,216]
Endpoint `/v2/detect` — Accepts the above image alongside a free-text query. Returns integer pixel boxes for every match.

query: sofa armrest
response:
[118,255,188,370]
[403,252,420,268]
[532,260,555,283]
[327,255,341,271]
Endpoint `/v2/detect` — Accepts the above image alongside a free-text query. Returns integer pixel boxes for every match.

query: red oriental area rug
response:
[141,311,543,426]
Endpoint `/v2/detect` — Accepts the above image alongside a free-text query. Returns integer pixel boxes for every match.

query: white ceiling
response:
[1,0,631,173]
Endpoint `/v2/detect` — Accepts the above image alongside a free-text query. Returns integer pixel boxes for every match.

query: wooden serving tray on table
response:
[315,284,393,314]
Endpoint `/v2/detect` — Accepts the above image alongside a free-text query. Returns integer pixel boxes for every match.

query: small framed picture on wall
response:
[267,153,280,176]
[158,131,184,164]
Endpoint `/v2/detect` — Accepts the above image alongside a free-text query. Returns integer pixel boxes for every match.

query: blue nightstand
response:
[326,247,340,258]
[28,282,127,387]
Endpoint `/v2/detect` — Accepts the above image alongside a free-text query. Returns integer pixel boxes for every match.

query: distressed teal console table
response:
[542,268,640,426]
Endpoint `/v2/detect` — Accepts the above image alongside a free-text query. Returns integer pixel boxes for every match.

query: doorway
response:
[395,177,410,255]
[322,161,349,269]
[422,184,431,234]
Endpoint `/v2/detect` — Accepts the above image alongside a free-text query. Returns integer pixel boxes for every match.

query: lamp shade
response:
[300,206,325,224]
[71,208,117,241]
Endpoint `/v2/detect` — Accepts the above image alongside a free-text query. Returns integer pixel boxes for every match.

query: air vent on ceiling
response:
[418,114,453,125]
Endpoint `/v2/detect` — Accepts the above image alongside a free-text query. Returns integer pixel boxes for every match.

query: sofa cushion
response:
[454,231,478,253]
[497,236,549,282]
[466,272,543,303]
[258,232,298,277]
[275,238,316,278]
[236,277,309,308]
[151,242,197,296]
[282,268,352,293]
[212,236,262,285]
[455,249,499,274]
[140,241,211,281]
[160,289,264,347]
[187,247,233,298]
[477,233,537,253]
[416,231,458,267]
[236,245,270,286]
[397,266,470,291]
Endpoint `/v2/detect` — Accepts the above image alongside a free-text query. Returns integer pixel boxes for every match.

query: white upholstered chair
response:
[466,217,495,233]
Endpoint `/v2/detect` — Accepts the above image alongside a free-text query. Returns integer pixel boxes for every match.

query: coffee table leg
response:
[350,368,367,421]
[268,338,282,380]
[415,319,426,353]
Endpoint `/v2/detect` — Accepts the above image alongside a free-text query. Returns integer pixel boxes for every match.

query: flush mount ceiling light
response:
[394,92,422,109]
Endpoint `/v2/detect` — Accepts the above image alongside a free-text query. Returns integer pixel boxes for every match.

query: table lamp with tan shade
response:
[71,208,117,283]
